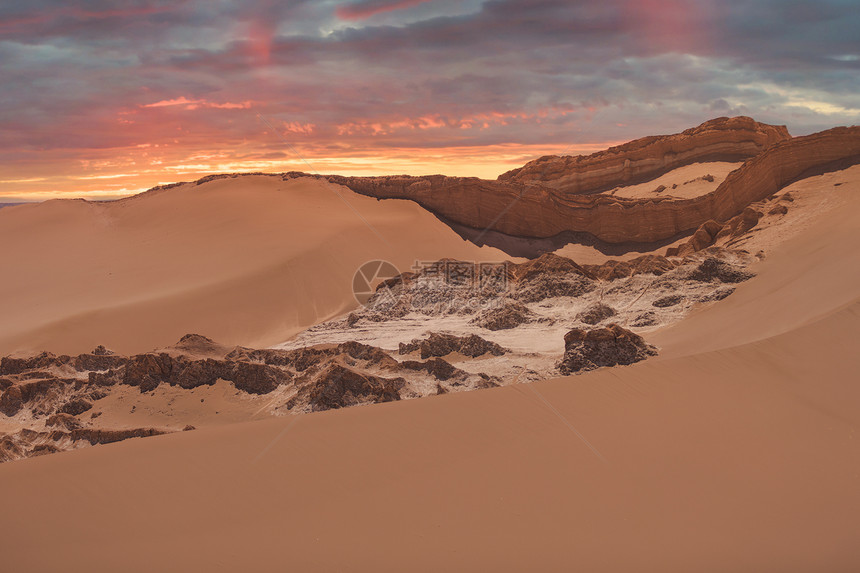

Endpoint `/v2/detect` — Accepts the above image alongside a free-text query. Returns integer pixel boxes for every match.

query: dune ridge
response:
[0,176,857,570]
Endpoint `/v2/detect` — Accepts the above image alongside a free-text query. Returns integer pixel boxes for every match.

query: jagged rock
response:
[558,324,658,374]
[653,294,684,308]
[230,362,286,394]
[288,347,334,371]
[0,436,24,462]
[514,274,595,303]
[89,368,123,386]
[171,359,229,389]
[576,303,617,325]
[510,254,596,304]
[696,287,736,302]
[71,427,167,445]
[46,413,83,431]
[305,365,404,411]
[0,378,70,418]
[768,204,789,216]
[399,333,507,359]
[183,425,196,431]
[631,311,659,327]
[0,385,24,416]
[74,349,126,372]
[714,207,763,242]
[87,388,109,401]
[171,333,230,358]
[471,300,535,330]
[59,398,93,416]
[336,341,400,369]
[398,358,464,381]
[686,257,754,283]
[511,253,592,282]
[583,255,677,280]
[0,352,66,375]
[667,207,765,256]
[123,353,175,391]
[30,444,61,456]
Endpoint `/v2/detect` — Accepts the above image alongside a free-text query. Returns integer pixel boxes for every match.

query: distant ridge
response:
[125,117,860,245]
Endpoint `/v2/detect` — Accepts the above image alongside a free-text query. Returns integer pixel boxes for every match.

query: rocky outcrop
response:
[510,253,596,302]
[558,324,657,374]
[582,255,678,281]
[71,427,167,445]
[471,300,537,331]
[398,358,465,381]
[328,120,860,244]
[499,116,789,193]
[297,365,404,412]
[399,333,508,359]
[683,257,755,283]
[575,303,617,325]
[1,332,518,461]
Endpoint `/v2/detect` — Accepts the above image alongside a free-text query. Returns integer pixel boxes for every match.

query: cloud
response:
[1,0,859,199]
[336,0,431,21]
[142,98,252,110]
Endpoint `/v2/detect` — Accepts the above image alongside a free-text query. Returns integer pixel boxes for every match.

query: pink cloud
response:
[336,0,430,21]
[282,122,316,135]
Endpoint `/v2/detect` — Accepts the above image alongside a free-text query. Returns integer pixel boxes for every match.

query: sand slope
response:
[0,180,857,571]
[0,176,506,356]
[652,166,860,357]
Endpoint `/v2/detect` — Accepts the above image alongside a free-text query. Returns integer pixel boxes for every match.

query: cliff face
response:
[331,121,860,244]
[497,116,790,194]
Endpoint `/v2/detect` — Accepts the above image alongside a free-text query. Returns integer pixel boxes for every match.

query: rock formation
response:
[471,300,537,331]
[575,303,617,325]
[0,335,510,461]
[325,119,860,244]
[498,116,789,193]
[558,324,658,374]
[398,333,508,359]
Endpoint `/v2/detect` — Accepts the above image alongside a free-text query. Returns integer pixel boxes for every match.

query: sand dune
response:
[652,165,860,356]
[0,176,506,356]
[0,169,857,571]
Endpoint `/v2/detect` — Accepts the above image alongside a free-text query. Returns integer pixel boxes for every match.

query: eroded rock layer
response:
[326,121,860,243]
[498,116,789,193]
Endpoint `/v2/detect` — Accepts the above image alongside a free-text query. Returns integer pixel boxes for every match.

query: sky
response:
[1,0,858,201]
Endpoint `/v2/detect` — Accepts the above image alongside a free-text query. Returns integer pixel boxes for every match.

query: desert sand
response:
[0,175,506,356]
[1,117,859,571]
[0,161,858,571]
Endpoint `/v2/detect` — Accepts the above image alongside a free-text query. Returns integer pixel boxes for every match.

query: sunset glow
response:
[1,0,858,201]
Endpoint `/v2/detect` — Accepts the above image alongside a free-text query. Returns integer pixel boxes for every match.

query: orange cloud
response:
[142,98,252,110]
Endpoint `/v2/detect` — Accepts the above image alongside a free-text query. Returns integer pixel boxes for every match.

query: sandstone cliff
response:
[498,116,790,194]
[329,121,860,244]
